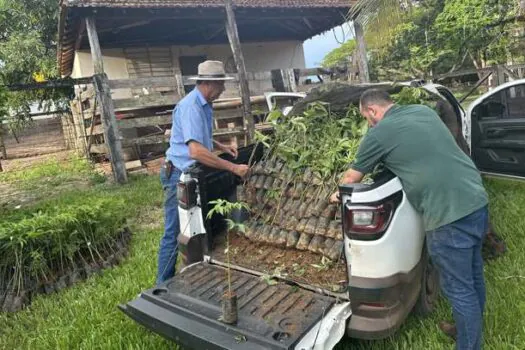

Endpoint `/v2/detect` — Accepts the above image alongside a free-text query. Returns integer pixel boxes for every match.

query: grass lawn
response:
[1,174,524,349]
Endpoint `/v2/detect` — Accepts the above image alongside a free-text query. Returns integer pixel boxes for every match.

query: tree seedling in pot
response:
[207,199,250,325]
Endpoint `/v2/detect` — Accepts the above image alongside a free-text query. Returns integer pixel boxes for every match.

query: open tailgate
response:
[120,262,351,350]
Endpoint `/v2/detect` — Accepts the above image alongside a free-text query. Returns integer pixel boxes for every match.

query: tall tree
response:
[0,0,58,84]
[0,0,68,123]
[434,0,521,70]
[321,40,356,67]
[348,0,522,80]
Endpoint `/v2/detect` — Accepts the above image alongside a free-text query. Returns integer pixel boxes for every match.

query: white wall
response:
[73,49,132,99]
[168,41,305,73]
[71,41,306,99]
[72,41,305,77]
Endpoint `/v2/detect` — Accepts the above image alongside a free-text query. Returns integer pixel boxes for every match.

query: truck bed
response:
[212,232,348,294]
[122,262,337,349]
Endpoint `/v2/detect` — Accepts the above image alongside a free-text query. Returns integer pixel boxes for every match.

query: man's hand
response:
[214,140,238,159]
[232,164,250,178]
[224,144,238,159]
[330,191,340,204]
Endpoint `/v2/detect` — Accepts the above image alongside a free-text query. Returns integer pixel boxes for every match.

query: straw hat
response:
[188,60,235,81]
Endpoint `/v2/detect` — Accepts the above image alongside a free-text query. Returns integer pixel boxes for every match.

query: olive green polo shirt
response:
[352,104,488,231]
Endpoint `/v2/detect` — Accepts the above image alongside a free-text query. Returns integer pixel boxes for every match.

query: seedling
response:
[207,199,250,324]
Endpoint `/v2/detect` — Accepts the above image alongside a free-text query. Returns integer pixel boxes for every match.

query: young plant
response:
[206,199,250,297]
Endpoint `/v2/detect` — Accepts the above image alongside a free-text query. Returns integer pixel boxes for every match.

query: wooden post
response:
[282,69,298,92]
[354,21,370,83]
[224,0,254,142]
[86,17,128,184]
[0,123,6,171]
[175,72,186,99]
[0,123,7,160]
[497,65,506,86]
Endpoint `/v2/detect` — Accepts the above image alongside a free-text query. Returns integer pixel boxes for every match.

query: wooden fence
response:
[67,66,349,164]
[436,63,525,86]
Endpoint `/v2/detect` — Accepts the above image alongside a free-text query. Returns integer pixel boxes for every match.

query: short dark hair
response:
[360,89,393,108]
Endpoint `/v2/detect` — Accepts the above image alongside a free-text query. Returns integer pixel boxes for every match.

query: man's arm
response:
[340,168,365,184]
[330,169,364,203]
[330,133,383,203]
[189,141,248,178]
[213,140,238,159]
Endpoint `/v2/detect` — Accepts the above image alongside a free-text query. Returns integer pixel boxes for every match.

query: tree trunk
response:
[0,124,7,160]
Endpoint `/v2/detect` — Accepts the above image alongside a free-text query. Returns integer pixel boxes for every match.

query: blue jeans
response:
[426,206,489,350]
[156,165,182,285]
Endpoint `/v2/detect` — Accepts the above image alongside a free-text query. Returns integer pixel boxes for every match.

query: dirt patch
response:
[213,232,348,293]
[2,117,66,159]
[0,151,96,209]
[1,150,72,172]
[132,207,163,231]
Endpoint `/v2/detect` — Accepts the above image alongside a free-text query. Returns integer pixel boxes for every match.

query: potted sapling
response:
[206,199,250,324]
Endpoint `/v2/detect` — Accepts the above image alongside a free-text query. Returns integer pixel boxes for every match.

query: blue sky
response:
[303,22,354,67]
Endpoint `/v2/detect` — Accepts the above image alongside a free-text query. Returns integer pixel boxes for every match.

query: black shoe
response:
[439,321,457,340]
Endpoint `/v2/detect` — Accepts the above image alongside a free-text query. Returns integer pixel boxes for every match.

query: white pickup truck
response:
[121,81,525,349]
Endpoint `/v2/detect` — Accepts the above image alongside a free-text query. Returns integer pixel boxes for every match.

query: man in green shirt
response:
[331,89,488,350]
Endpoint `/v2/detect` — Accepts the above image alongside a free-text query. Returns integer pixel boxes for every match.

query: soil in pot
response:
[221,292,238,325]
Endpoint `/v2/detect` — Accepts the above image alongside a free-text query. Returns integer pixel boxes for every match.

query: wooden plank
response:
[225,0,254,143]
[86,18,104,75]
[502,66,518,81]
[213,95,266,109]
[125,160,143,170]
[297,67,332,77]
[282,69,297,92]
[120,115,172,128]
[87,114,173,135]
[91,126,245,154]
[109,77,175,89]
[87,16,128,184]
[113,94,181,110]
[214,127,245,137]
[108,76,205,89]
[354,21,370,83]
[436,68,492,80]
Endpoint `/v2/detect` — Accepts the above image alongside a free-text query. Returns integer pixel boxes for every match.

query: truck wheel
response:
[414,246,440,316]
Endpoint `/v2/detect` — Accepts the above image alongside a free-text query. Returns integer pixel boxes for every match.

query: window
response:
[473,83,525,120]
[124,47,175,95]
[505,84,525,119]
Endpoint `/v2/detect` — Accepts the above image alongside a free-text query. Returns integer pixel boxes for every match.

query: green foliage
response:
[0,196,127,294]
[0,0,72,126]
[0,153,102,190]
[0,177,524,349]
[392,86,434,106]
[351,0,522,81]
[207,199,250,295]
[206,199,250,221]
[433,0,519,68]
[321,40,356,68]
[0,0,58,84]
[262,101,367,187]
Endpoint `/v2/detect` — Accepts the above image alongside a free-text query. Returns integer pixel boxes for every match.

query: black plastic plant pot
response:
[221,292,238,325]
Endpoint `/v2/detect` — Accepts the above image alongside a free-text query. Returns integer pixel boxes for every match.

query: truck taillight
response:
[177,180,197,209]
[343,192,402,241]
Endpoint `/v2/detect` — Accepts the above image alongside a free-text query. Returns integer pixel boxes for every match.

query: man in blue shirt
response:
[157,61,250,284]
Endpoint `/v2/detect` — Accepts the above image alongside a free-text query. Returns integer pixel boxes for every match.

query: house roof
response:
[61,0,351,9]
[58,1,352,77]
